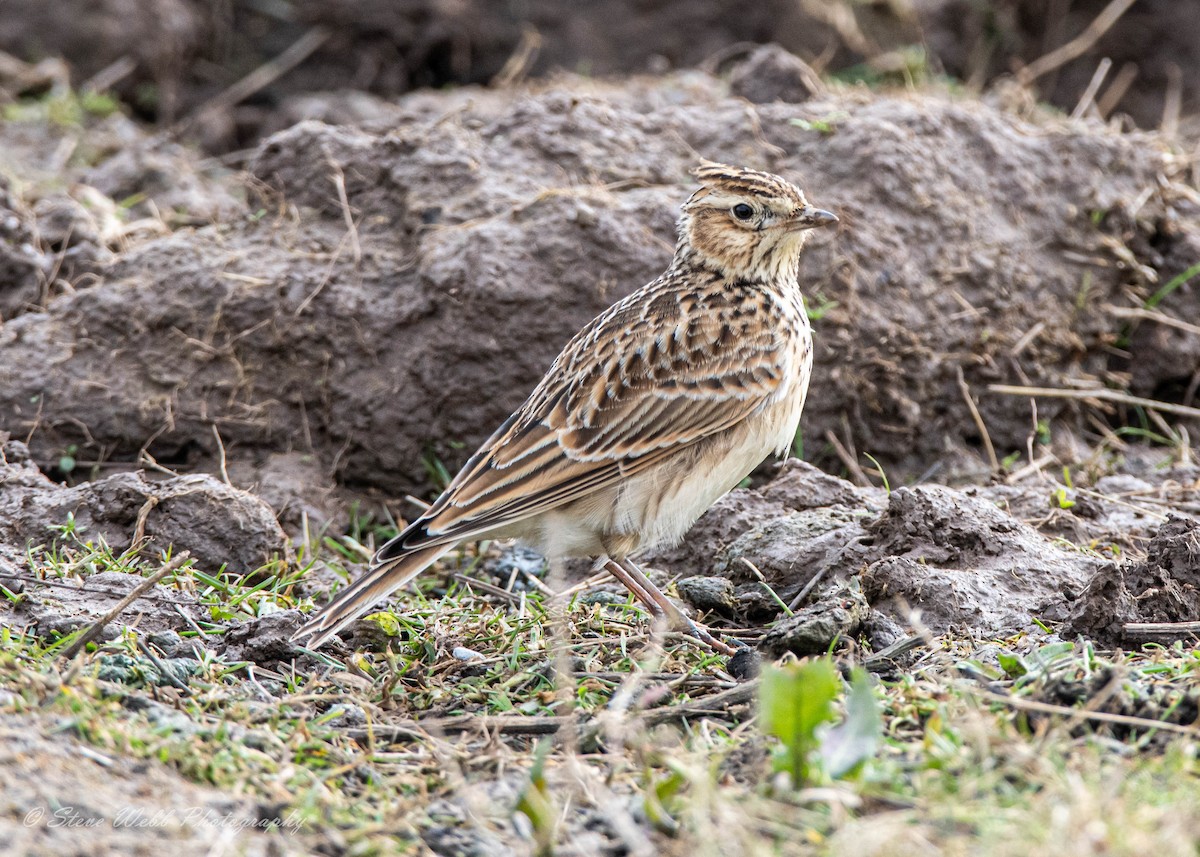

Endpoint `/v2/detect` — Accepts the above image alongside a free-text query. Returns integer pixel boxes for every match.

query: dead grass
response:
[3,528,1200,855]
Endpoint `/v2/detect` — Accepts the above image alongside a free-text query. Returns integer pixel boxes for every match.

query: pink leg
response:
[603,556,736,656]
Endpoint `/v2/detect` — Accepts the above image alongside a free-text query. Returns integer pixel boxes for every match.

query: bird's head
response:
[678,161,837,281]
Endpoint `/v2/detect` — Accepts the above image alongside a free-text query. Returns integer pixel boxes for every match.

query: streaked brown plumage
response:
[293,162,837,654]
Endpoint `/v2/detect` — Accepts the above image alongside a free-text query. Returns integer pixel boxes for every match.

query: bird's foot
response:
[671,615,739,656]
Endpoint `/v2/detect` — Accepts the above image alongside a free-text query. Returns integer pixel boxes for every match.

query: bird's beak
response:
[789,206,839,231]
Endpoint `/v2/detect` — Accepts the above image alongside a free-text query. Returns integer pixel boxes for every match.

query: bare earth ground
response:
[2,7,1200,856]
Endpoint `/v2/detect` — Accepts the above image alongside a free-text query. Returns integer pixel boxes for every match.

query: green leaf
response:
[760,658,840,787]
[642,768,686,833]
[363,611,400,637]
[1053,487,1075,509]
[1145,261,1200,309]
[997,651,1027,678]
[1031,642,1076,665]
[515,740,556,855]
[819,668,882,778]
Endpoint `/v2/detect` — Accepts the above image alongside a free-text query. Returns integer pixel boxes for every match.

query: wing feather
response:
[388,281,787,552]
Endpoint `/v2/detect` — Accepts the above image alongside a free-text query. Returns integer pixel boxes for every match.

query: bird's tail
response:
[291,542,452,650]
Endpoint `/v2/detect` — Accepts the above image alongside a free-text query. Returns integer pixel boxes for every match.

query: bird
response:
[293,162,837,655]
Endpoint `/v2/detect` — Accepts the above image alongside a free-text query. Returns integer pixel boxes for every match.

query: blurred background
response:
[2,0,1197,152]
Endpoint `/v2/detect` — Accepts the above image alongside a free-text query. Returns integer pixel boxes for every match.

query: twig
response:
[957,367,1000,472]
[638,680,757,726]
[1070,57,1112,119]
[136,636,191,691]
[1106,304,1200,337]
[988,383,1200,421]
[1096,61,1138,118]
[131,496,159,548]
[173,27,330,135]
[739,557,793,616]
[554,569,617,601]
[1075,487,1168,521]
[1004,453,1056,484]
[1018,0,1139,85]
[59,552,191,660]
[490,26,542,88]
[787,564,832,611]
[345,681,760,743]
[824,428,870,487]
[294,227,352,316]
[1123,620,1200,638]
[862,634,926,672]
[0,570,200,608]
[1010,320,1046,356]
[174,603,210,638]
[452,572,522,604]
[347,716,561,742]
[326,155,362,265]
[974,688,1198,737]
[518,565,556,597]
[211,424,232,486]
[1161,62,1182,139]
[81,56,137,94]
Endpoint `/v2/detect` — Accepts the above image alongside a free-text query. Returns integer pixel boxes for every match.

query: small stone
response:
[729,44,822,105]
[727,647,762,681]
[579,590,627,607]
[147,629,183,657]
[761,580,871,658]
[323,703,367,726]
[676,576,736,614]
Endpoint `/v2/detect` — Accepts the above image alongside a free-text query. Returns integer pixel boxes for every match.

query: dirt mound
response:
[0,78,1195,498]
[858,485,1105,633]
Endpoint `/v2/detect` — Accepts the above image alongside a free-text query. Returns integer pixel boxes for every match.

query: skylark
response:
[294,162,837,655]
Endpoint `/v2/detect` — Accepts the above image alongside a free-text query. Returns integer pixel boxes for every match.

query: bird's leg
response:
[604,557,737,656]
[596,556,662,619]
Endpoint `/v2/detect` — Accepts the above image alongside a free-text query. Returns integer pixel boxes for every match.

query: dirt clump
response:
[859,485,1105,634]
[218,610,307,666]
[761,579,871,658]
[0,438,289,645]
[664,460,1161,641]
[728,43,823,105]
[10,569,202,642]
[1035,663,1200,739]
[0,438,287,572]
[1066,515,1200,646]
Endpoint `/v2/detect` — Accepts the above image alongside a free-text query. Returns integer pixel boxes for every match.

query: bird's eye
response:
[732,203,754,221]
